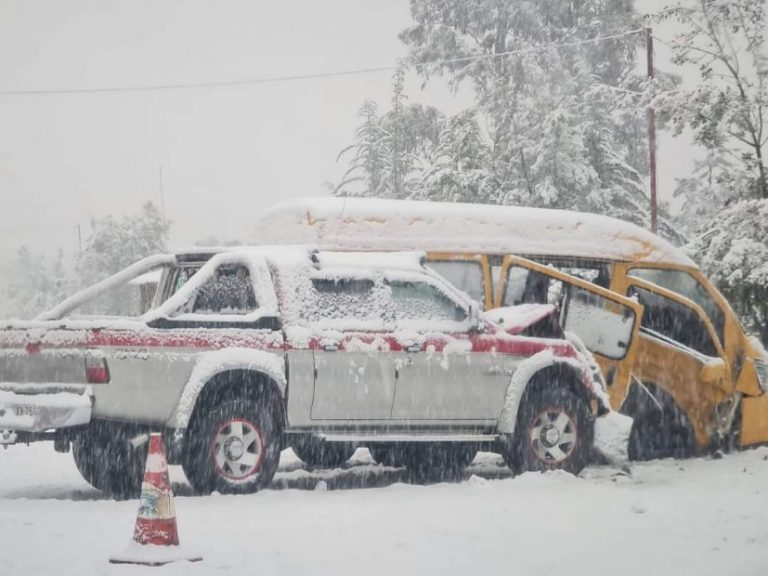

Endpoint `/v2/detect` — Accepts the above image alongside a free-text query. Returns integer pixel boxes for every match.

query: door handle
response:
[323,343,339,352]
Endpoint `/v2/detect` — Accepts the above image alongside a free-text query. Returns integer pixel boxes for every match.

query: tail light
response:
[85,355,110,384]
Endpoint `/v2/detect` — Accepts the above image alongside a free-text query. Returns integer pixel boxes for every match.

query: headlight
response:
[755,360,768,393]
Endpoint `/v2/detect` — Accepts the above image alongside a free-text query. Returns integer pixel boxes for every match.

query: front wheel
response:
[628,402,696,461]
[509,387,593,475]
[182,396,282,494]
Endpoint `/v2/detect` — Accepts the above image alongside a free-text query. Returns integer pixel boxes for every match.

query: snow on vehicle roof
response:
[250,197,695,267]
[128,268,163,286]
[314,251,425,272]
[169,246,428,274]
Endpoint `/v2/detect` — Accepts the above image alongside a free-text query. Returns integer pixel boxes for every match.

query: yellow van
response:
[253,197,768,459]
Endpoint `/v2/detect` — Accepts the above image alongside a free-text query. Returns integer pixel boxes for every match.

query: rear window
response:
[190,265,257,315]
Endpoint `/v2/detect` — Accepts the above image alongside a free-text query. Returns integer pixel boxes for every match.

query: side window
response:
[187,265,257,315]
[628,268,725,343]
[503,267,564,307]
[629,286,719,358]
[302,278,385,325]
[427,260,485,307]
[388,280,467,324]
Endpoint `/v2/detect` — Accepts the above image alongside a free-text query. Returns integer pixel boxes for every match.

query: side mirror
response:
[469,302,482,332]
[699,358,727,385]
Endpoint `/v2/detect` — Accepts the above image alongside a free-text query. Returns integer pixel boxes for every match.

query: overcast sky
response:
[0,0,688,269]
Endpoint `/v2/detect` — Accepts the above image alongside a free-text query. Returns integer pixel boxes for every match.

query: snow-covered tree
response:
[336,0,669,234]
[335,88,447,198]
[335,101,389,196]
[4,247,70,319]
[399,0,650,221]
[661,0,768,342]
[75,202,170,287]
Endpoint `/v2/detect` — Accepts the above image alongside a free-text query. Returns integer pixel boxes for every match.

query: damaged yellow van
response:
[254,197,768,459]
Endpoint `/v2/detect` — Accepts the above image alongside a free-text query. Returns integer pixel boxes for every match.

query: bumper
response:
[741,393,768,446]
[0,386,92,435]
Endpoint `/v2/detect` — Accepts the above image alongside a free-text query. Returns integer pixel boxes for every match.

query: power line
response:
[0,28,644,97]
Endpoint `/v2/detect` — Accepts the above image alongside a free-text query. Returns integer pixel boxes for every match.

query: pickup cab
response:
[0,247,618,497]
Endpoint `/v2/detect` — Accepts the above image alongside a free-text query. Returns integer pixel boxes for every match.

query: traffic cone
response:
[109,433,202,566]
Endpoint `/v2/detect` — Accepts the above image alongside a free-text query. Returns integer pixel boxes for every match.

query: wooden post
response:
[646,22,658,234]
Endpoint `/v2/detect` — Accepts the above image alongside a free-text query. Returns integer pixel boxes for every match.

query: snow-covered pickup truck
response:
[0,247,619,498]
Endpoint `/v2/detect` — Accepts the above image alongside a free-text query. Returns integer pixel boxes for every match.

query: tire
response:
[402,443,478,480]
[510,386,593,475]
[182,395,282,495]
[292,436,356,469]
[72,421,147,500]
[369,444,408,468]
[628,399,697,461]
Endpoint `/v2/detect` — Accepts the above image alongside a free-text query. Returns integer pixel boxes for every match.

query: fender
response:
[166,347,286,430]
[496,349,609,434]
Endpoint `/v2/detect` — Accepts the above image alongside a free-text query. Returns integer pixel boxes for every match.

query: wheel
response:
[510,387,593,475]
[402,443,478,480]
[292,436,356,469]
[369,444,408,467]
[182,395,282,494]
[72,421,147,500]
[628,400,696,461]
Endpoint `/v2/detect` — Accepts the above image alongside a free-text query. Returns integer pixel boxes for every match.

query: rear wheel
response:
[182,395,282,494]
[510,387,592,475]
[72,421,147,500]
[292,436,356,469]
[402,443,477,480]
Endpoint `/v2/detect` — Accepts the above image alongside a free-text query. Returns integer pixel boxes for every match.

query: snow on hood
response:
[251,197,695,267]
[484,304,557,334]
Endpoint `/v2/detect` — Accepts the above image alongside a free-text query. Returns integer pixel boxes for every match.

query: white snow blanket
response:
[1,444,767,576]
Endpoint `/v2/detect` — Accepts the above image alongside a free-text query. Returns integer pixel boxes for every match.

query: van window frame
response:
[627,266,726,345]
[626,276,726,360]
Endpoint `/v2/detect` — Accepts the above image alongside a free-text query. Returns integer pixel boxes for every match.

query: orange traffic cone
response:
[109,433,202,566]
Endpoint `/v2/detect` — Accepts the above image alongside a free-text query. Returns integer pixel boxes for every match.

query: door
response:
[625,277,731,448]
[388,276,513,422]
[305,276,397,421]
[497,255,644,408]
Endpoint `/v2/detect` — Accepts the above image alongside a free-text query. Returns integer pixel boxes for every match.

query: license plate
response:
[14,405,39,417]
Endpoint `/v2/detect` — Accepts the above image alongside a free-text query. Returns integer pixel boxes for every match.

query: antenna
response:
[159,165,169,250]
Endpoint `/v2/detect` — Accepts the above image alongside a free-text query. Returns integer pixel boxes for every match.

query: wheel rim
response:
[210,418,265,483]
[528,407,578,464]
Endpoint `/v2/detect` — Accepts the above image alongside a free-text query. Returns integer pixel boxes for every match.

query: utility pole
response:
[646,18,658,234]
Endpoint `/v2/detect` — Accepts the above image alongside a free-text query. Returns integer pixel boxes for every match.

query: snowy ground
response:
[1,444,768,576]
